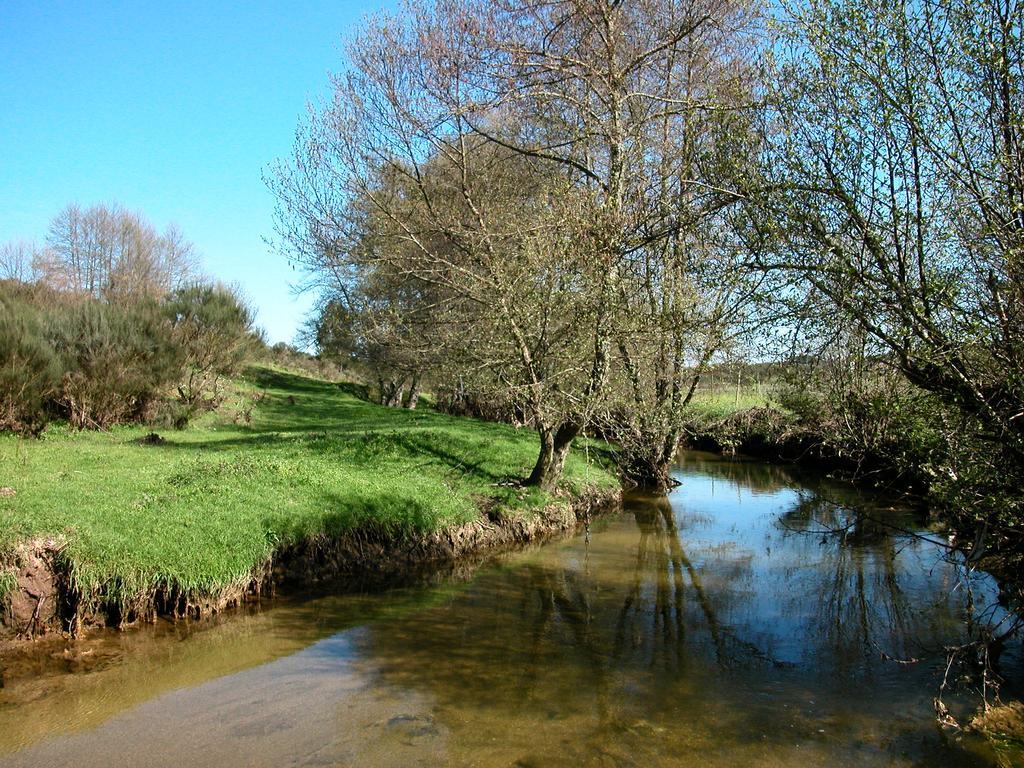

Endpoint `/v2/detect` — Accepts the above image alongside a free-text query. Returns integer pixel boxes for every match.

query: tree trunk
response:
[622,455,677,494]
[526,422,580,490]
[620,433,681,494]
[379,377,406,408]
[402,373,421,409]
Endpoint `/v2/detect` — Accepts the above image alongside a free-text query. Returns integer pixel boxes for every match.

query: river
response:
[0,451,1020,766]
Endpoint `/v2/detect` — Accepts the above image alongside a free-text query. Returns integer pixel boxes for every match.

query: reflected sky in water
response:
[0,452,1020,767]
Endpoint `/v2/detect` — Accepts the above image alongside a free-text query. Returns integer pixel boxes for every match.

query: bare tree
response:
[0,240,44,283]
[592,0,764,490]
[42,203,197,301]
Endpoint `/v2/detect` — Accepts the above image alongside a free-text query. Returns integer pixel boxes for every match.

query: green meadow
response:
[0,366,615,605]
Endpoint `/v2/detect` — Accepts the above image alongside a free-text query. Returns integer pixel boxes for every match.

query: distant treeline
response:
[1,204,261,434]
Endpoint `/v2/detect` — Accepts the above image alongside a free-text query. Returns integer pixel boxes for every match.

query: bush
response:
[776,359,943,484]
[149,399,193,430]
[0,287,62,434]
[166,284,259,407]
[45,298,182,428]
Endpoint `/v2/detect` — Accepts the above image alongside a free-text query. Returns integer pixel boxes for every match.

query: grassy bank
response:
[0,366,617,630]
[686,389,775,422]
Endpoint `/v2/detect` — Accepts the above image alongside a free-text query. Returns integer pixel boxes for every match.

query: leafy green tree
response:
[166,284,259,407]
[761,0,1024,540]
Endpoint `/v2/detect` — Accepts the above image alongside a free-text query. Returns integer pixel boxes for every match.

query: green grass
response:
[687,389,775,421]
[0,568,14,606]
[0,365,616,605]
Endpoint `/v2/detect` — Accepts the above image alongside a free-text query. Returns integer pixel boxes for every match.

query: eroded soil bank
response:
[0,486,620,649]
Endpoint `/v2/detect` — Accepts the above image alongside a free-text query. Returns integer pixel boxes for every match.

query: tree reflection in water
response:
[777,493,924,668]
[777,489,1022,708]
[613,496,794,672]
[352,452,1019,766]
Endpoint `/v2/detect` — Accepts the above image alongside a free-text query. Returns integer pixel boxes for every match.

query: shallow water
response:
[1,452,1021,767]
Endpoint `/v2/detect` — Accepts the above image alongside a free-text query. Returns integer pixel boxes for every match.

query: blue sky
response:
[0,1,393,345]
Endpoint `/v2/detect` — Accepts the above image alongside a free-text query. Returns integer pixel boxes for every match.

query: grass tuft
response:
[0,569,14,608]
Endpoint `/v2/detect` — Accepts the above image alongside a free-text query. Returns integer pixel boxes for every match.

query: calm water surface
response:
[1,452,1021,767]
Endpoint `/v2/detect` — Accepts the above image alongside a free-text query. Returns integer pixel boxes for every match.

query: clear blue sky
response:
[0,1,392,345]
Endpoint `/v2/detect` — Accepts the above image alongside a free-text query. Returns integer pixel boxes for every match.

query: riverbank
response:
[1,449,1019,767]
[681,404,933,517]
[0,366,619,644]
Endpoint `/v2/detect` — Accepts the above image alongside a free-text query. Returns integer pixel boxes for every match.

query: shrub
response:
[776,358,943,484]
[0,286,62,434]
[149,399,193,430]
[45,298,182,428]
[166,284,259,407]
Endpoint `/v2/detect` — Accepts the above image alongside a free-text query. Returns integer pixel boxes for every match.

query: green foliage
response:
[311,297,423,408]
[0,366,615,611]
[312,299,359,363]
[0,285,62,435]
[45,298,183,429]
[1,282,261,434]
[763,0,1024,552]
[166,284,259,407]
[777,364,943,483]
[925,412,1024,555]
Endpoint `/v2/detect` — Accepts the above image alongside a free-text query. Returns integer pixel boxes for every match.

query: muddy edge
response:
[0,487,621,648]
